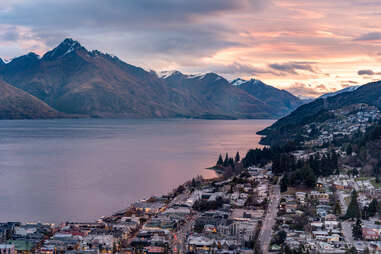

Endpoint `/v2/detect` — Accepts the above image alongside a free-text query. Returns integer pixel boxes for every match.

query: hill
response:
[0,79,60,119]
[258,80,381,146]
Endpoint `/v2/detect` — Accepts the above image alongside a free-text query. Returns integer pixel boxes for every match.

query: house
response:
[0,244,15,254]
[143,246,164,254]
[295,192,306,203]
[362,228,380,241]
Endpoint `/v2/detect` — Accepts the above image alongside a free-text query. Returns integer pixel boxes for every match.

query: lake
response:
[0,119,273,222]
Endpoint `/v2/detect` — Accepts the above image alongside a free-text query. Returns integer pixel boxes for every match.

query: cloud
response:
[0,0,270,69]
[268,61,318,75]
[285,82,334,97]
[207,62,276,76]
[354,32,381,41]
[0,0,380,92]
[358,69,381,75]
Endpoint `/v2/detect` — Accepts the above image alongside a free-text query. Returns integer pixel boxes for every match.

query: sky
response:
[0,0,381,97]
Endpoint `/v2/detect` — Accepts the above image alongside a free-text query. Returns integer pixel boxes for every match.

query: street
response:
[259,182,280,254]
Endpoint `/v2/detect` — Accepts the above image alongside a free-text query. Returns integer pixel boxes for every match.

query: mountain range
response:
[0,38,304,120]
[258,80,381,146]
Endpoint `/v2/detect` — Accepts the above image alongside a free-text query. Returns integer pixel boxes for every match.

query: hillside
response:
[258,80,381,146]
[0,79,61,119]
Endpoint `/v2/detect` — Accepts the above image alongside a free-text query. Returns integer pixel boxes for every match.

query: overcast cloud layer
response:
[0,0,380,97]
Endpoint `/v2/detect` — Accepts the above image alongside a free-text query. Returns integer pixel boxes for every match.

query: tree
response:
[273,230,287,245]
[223,153,229,167]
[334,201,341,216]
[345,247,357,254]
[217,154,223,166]
[345,190,361,219]
[235,151,240,162]
[352,219,363,240]
[304,166,317,188]
[280,174,288,193]
[368,198,378,217]
[346,145,352,156]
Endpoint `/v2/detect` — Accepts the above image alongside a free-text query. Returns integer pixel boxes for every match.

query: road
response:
[337,191,354,245]
[259,182,280,254]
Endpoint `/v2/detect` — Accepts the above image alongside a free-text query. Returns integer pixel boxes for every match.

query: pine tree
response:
[280,174,288,192]
[334,201,341,215]
[368,198,378,217]
[217,154,223,166]
[223,153,229,167]
[235,151,240,162]
[346,145,352,156]
[352,219,363,240]
[346,190,361,219]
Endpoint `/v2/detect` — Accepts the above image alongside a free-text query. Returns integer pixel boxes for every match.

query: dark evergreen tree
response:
[346,145,353,156]
[352,219,363,240]
[223,153,229,167]
[346,190,361,219]
[280,174,288,193]
[304,166,317,188]
[235,151,240,162]
[217,154,223,166]
[368,198,378,217]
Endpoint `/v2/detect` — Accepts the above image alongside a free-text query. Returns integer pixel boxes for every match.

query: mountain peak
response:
[42,38,85,60]
[230,78,247,86]
[248,78,265,85]
[157,70,184,79]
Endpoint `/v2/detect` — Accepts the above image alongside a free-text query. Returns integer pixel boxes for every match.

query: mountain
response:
[230,78,247,86]
[0,38,301,119]
[0,79,60,119]
[258,80,381,146]
[234,79,304,115]
[0,39,189,118]
[319,85,361,99]
[160,71,279,119]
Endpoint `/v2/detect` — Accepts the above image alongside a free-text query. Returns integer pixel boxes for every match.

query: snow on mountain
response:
[319,85,361,99]
[230,78,247,86]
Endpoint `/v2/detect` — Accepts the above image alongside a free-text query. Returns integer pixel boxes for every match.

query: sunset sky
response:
[0,0,381,97]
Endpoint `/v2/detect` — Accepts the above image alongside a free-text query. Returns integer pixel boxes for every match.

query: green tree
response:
[334,201,341,216]
[217,154,223,166]
[223,153,229,167]
[352,219,363,240]
[235,151,240,162]
[280,174,288,193]
[346,145,352,156]
[368,198,378,217]
[345,190,361,219]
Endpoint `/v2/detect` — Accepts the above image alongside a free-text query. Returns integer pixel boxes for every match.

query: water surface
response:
[0,119,273,222]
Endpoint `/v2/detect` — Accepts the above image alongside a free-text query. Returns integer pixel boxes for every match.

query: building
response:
[0,245,15,254]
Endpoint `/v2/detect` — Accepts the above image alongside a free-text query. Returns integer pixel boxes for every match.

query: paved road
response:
[337,191,354,245]
[259,183,280,254]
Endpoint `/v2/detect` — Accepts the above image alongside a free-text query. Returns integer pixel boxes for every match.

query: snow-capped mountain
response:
[319,85,361,99]
[230,78,247,86]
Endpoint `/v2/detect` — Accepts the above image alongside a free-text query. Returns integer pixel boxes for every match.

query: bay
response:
[0,119,273,222]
